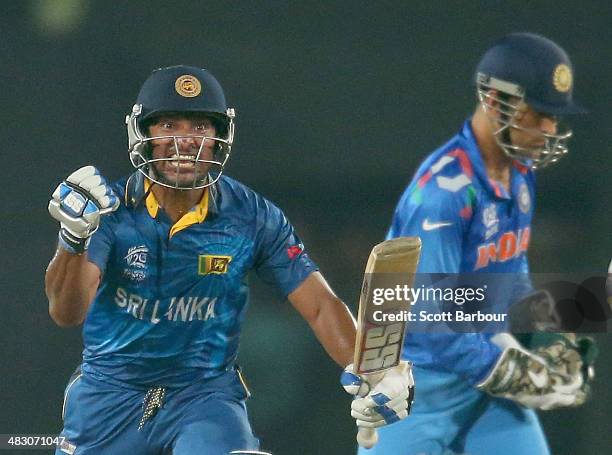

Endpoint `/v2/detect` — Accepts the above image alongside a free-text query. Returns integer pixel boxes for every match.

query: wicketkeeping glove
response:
[341,361,414,429]
[477,333,588,410]
[516,332,597,405]
[48,166,119,254]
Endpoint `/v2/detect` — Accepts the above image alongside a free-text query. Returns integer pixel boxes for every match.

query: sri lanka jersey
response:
[83,172,317,387]
[387,120,535,384]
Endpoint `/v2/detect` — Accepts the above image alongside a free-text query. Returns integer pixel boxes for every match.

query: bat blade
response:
[353,236,421,449]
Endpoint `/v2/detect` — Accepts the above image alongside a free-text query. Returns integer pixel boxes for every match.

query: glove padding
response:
[516,332,597,405]
[48,166,119,253]
[341,361,414,428]
[478,333,587,410]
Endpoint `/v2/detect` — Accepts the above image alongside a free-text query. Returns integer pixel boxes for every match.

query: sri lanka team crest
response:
[175,75,202,97]
[199,255,232,275]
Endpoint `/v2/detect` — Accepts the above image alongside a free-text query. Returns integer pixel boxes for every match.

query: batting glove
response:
[477,333,587,410]
[341,361,414,429]
[48,166,119,254]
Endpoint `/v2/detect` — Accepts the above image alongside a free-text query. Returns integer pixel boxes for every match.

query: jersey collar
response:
[142,179,211,237]
[125,171,219,219]
[461,120,516,200]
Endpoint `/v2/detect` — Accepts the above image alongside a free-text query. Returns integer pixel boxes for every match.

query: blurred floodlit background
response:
[1,1,610,454]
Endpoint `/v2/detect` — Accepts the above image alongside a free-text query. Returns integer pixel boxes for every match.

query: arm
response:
[45,248,101,327]
[252,197,354,366]
[253,198,412,433]
[46,166,118,327]
[288,271,356,367]
[290,268,414,445]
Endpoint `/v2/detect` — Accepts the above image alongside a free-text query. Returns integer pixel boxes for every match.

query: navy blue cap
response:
[135,65,228,121]
[476,33,586,115]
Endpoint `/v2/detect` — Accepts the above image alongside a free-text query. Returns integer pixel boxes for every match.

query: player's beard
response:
[149,159,211,189]
[505,128,547,161]
[149,143,215,189]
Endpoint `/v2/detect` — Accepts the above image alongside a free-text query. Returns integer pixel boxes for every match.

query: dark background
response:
[1,1,610,454]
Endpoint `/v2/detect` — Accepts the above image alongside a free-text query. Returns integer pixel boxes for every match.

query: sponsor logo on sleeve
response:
[287,244,304,259]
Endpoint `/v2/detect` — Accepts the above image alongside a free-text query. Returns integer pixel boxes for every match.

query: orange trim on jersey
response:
[449,148,474,178]
[488,179,504,198]
[513,161,530,175]
[417,170,432,188]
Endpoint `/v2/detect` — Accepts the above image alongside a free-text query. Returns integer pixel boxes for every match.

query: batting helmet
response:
[126,65,236,189]
[475,33,586,168]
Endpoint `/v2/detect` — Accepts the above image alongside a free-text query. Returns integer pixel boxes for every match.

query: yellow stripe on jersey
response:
[144,179,159,218]
[169,189,209,237]
[143,179,210,237]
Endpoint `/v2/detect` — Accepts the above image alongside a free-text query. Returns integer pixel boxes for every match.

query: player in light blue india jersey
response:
[365,33,596,455]
[46,65,414,455]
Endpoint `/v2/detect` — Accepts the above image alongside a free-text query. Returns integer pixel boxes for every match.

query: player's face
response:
[148,114,218,187]
[508,102,559,159]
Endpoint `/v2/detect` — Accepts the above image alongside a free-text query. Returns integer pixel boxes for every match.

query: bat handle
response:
[357,427,378,449]
[355,370,386,449]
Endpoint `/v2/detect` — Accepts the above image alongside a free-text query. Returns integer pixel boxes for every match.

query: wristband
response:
[58,229,91,254]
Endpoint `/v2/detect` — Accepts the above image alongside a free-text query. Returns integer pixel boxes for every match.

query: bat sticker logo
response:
[359,323,403,372]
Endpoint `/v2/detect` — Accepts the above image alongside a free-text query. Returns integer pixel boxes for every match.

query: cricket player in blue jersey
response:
[45,65,414,455]
[364,33,596,454]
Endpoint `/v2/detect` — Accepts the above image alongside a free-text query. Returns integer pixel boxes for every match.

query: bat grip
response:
[355,370,386,449]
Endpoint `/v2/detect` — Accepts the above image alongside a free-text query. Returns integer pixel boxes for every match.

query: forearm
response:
[46,165,118,327]
[307,297,356,367]
[45,247,99,327]
[288,272,357,367]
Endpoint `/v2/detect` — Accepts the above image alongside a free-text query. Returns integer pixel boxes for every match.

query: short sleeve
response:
[387,182,469,273]
[86,213,116,274]
[253,200,318,297]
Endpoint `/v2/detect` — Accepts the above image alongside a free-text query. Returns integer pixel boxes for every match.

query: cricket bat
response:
[354,236,421,449]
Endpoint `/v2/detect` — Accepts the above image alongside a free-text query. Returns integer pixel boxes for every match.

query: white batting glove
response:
[341,361,415,429]
[48,166,119,254]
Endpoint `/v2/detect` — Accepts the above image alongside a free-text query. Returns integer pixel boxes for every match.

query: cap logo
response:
[175,75,202,97]
[553,64,572,93]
